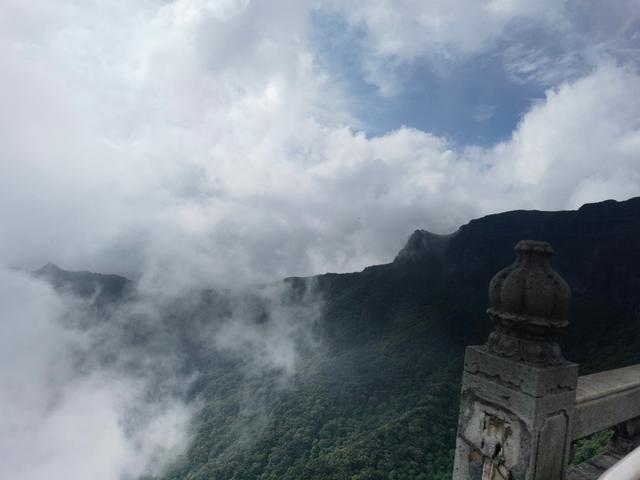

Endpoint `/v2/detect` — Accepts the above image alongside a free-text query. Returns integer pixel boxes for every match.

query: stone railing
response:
[573,365,640,442]
[568,369,640,479]
[451,240,640,480]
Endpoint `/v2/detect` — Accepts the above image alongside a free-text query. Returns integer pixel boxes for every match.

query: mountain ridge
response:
[31,196,640,480]
[37,196,640,294]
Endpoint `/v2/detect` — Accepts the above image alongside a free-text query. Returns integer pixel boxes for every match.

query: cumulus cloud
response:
[1,0,640,289]
[1,2,640,478]
[325,0,571,94]
[326,0,640,95]
[488,62,640,209]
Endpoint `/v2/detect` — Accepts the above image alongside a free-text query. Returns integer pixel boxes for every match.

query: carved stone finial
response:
[485,240,571,365]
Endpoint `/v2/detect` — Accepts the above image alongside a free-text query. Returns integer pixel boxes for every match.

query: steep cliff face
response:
[396,198,640,309]
[390,198,640,352]
[395,230,453,263]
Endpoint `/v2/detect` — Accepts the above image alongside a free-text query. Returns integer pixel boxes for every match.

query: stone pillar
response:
[452,240,579,480]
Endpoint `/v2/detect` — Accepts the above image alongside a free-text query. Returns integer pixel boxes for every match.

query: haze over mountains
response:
[3,2,640,479]
[21,196,640,480]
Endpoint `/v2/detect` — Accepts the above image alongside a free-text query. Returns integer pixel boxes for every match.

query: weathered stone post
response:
[452,240,578,480]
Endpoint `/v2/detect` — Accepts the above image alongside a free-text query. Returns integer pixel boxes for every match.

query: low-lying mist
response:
[0,266,324,480]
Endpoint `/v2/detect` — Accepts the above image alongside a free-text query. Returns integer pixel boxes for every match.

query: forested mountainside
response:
[36,197,640,480]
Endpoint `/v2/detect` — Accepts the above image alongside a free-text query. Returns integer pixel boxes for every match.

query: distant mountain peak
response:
[32,263,132,303]
[36,263,63,274]
[395,229,454,262]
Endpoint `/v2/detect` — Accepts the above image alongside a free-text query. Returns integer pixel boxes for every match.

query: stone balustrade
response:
[572,365,640,442]
[452,240,640,480]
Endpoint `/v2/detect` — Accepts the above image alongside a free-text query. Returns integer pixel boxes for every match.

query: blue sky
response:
[309,1,640,146]
[311,10,546,145]
[0,4,639,475]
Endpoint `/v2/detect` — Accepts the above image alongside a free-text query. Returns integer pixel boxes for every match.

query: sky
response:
[1,3,640,479]
[1,0,640,287]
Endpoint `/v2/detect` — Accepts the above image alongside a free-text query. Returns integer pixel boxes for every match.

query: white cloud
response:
[473,104,497,123]
[212,281,323,375]
[502,44,587,86]
[0,1,639,288]
[488,62,640,206]
[330,0,568,59]
[0,265,326,479]
[0,0,640,288]
[1,3,640,478]
[324,1,640,95]
[0,268,194,480]
[324,0,570,94]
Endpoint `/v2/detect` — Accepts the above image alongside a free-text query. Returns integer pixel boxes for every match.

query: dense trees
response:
[159,233,640,479]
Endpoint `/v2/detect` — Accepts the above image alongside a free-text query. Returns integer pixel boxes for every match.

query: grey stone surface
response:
[453,240,578,479]
[572,364,640,441]
[452,239,640,478]
[465,346,578,398]
[453,348,578,479]
[486,240,571,366]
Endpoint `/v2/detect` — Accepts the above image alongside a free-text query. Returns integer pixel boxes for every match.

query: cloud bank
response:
[1,1,639,286]
[0,266,322,479]
[0,268,195,480]
[1,2,640,478]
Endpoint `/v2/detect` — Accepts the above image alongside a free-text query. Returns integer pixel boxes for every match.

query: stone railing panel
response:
[572,364,640,441]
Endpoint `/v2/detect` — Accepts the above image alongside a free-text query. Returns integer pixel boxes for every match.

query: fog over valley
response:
[1,1,640,479]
